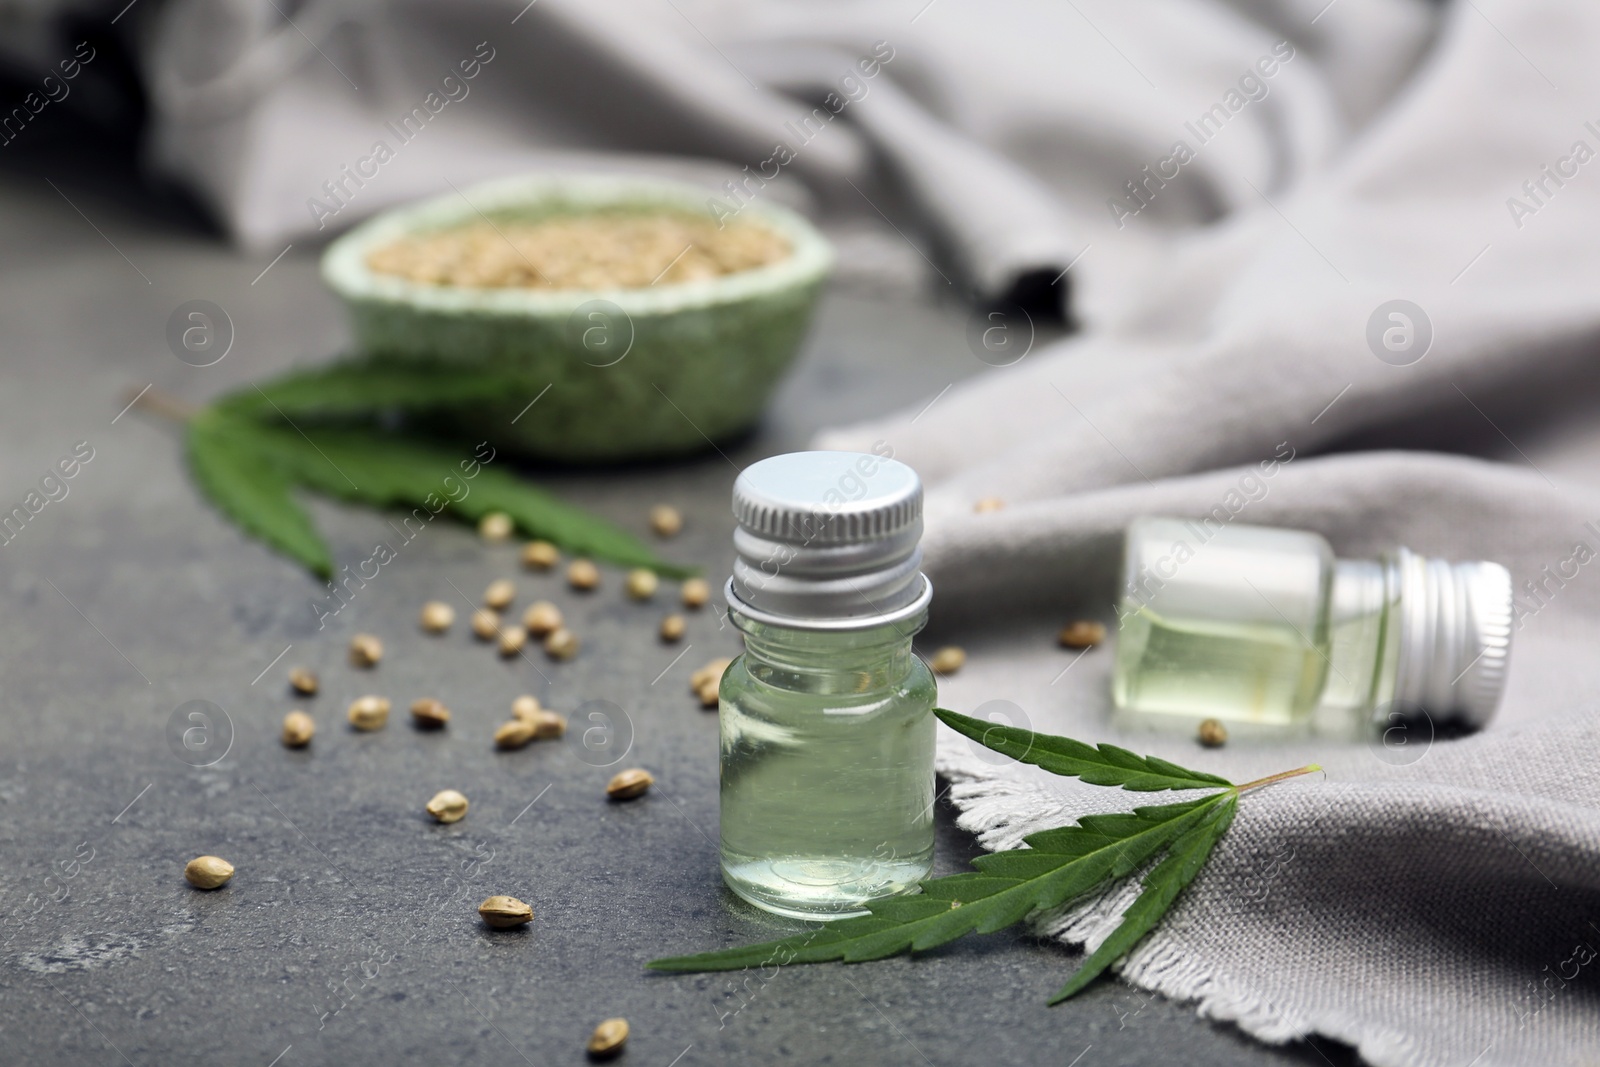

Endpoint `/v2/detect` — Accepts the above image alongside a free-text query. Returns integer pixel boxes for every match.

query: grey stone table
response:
[0,151,1358,1066]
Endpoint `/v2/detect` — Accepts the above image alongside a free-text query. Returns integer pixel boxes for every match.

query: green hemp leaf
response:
[177,365,693,580]
[648,708,1318,1003]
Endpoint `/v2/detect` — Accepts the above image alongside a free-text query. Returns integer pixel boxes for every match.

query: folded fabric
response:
[133,0,1420,304]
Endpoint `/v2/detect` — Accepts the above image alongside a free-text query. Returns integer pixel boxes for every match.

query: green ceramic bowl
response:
[321,174,833,462]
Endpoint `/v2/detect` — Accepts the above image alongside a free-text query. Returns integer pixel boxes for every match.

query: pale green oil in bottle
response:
[1113,609,1328,726]
[1112,519,1400,738]
[719,615,936,920]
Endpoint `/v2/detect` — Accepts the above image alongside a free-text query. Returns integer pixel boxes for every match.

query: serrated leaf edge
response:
[935,707,1234,791]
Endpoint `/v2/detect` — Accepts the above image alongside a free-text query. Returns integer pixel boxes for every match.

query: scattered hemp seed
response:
[649,504,683,538]
[681,577,711,610]
[587,1017,629,1060]
[411,698,451,729]
[419,601,455,633]
[691,657,732,708]
[1198,718,1229,748]
[606,768,653,801]
[567,559,600,591]
[521,540,559,570]
[689,658,730,690]
[349,633,384,668]
[544,627,580,661]
[659,613,686,642]
[534,711,567,740]
[184,855,234,890]
[511,695,541,723]
[1058,620,1107,649]
[974,497,1006,513]
[478,895,533,929]
[426,789,469,824]
[625,568,659,601]
[348,695,391,731]
[281,710,314,748]
[471,608,501,641]
[484,579,516,610]
[498,625,529,657]
[521,600,563,636]
[479,511,514,541]
[930,646,967,675]
[288,667,319,695]
[495,718,537,750]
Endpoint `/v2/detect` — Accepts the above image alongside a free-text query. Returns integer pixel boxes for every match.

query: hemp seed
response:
[649,504,683,538]
[659,613,686,642]
[484,579,516,611]
[471,608,500,641]
[426,789,469,824]
[495,718,536,750]
[184,855,234,890]
[367,215,789,290]
[691,657,732,708]
[544,627,579,661]
[625,568,658,601]
[498,625,529,657]
[478,895,533,929]
[1198,718,1229,748]
[606,768,653,801]
[567,559,600,591]
[348,695,391,731]
[288,667,319,695]
[410,698,451,729]
[521,600,562,637]
[681,577,711,610]
[419,601,455,633]
[349,633,384,668]
[281,710,314,748]
[586,1017,629,1059]
[1058,620,1107,649]
[521,540,559,570]
[690,657,732,692]
[507,699,564,740]
[479,511,514,541]
[930,646,966,675]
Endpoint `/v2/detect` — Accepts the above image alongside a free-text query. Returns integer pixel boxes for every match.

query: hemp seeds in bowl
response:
[321,174,833,462]
[364,212,791,291]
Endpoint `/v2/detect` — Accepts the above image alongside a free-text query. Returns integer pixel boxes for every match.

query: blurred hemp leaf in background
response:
[145,359,694,580]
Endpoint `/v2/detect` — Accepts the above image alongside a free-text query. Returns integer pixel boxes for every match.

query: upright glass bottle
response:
[1113,518,1514,738]
[718,450,936,921]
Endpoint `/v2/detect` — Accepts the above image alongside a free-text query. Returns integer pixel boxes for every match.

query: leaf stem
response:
[124,385,196,423]
[1232,764,1322,794]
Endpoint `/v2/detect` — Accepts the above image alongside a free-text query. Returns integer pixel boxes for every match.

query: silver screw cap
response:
[727,450,931,630]
[1389,548,1513,728]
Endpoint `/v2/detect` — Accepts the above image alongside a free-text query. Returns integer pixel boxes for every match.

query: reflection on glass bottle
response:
[1112,518,1513,739]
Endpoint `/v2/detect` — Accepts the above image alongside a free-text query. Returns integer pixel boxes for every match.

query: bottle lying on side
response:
[1112,518,1513,741]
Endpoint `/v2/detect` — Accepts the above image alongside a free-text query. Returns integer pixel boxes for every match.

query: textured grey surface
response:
[0,160,1356,1066]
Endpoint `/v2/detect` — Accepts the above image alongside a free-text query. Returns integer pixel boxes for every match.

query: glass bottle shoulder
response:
[722,650,936,723]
